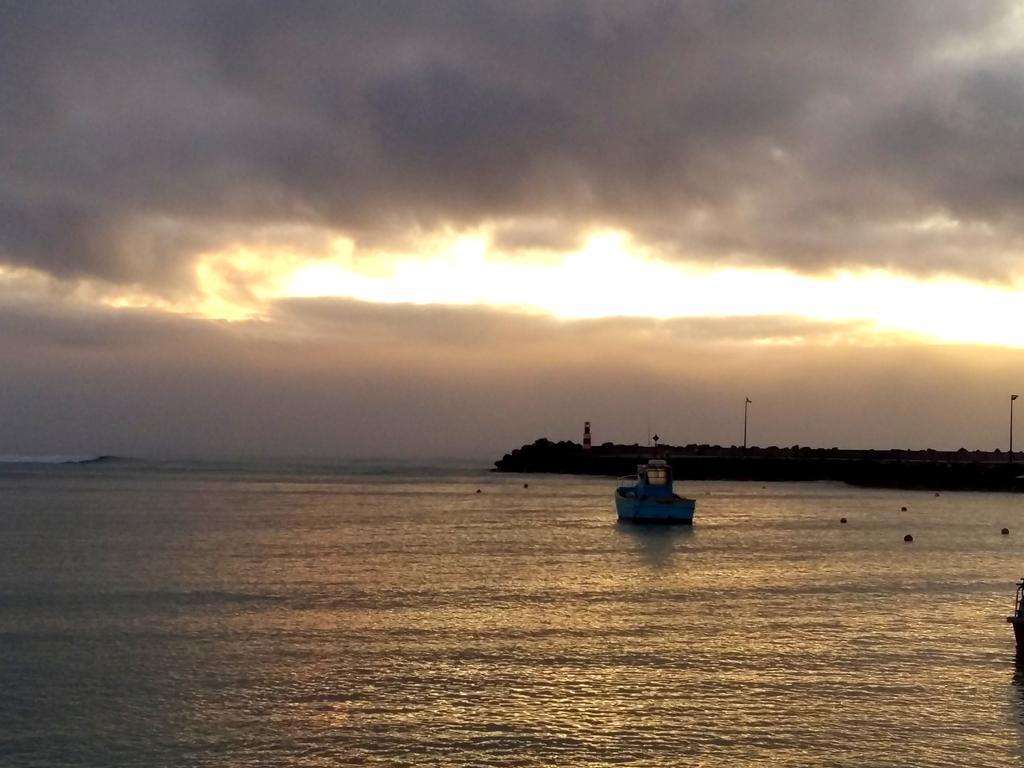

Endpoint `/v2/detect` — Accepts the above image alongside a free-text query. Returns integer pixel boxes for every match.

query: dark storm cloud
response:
[489,220,583,253]
[868,62,1024,225]
[1,0,1021,288]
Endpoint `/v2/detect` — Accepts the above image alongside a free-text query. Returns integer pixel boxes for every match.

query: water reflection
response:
[1011,654,1024,711]
[615,522,693,568]
[1006,651,1024,749]
[11,467,1024,766]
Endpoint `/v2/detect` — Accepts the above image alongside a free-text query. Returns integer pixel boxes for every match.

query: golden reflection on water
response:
[616,523,695,569]
[3,467,1024,765]
[280,477,1024,766]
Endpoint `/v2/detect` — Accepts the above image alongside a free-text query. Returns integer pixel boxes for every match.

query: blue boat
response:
[615,459,696,524]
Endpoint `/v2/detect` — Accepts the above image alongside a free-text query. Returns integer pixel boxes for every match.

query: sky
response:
[3,0,1024,459]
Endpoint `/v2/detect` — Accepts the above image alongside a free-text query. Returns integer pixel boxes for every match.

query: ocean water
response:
[1,459,1024,767]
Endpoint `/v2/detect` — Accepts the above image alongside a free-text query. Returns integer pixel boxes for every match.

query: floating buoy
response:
[1003,528,1010,535]
[901,506,908,512]
[840,517,847,524]
[523,483,529,488]
[476,489,482,494]
[934,492,940,497]
[904,533,914,542]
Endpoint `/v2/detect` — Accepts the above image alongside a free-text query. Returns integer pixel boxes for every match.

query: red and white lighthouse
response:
[583,421,592,450]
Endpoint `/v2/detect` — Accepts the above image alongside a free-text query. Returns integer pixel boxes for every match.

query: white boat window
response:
[646,467,669,485]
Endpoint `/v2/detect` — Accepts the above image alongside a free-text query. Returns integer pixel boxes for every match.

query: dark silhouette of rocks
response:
[494,438,1024,492]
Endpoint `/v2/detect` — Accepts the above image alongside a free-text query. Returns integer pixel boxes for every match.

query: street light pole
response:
[744,397,752,452]
[1012,394,1019,463]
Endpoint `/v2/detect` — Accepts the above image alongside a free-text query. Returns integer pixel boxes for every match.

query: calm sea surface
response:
[2,460,1024,766]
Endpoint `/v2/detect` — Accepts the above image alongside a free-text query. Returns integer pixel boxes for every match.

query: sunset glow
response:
[135,229,1024,349]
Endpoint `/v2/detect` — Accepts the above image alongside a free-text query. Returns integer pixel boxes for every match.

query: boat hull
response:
[1008,616,1024,650]
[615,489,696,524]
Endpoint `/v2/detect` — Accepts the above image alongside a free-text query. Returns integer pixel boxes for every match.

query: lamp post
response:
[1012,394,1019,464]
[743,397,752,452]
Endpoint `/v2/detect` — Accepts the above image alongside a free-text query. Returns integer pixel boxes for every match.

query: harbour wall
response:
[494,439,1024,491]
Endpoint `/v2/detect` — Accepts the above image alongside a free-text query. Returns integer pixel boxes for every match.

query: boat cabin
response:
[635,459,674,498]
